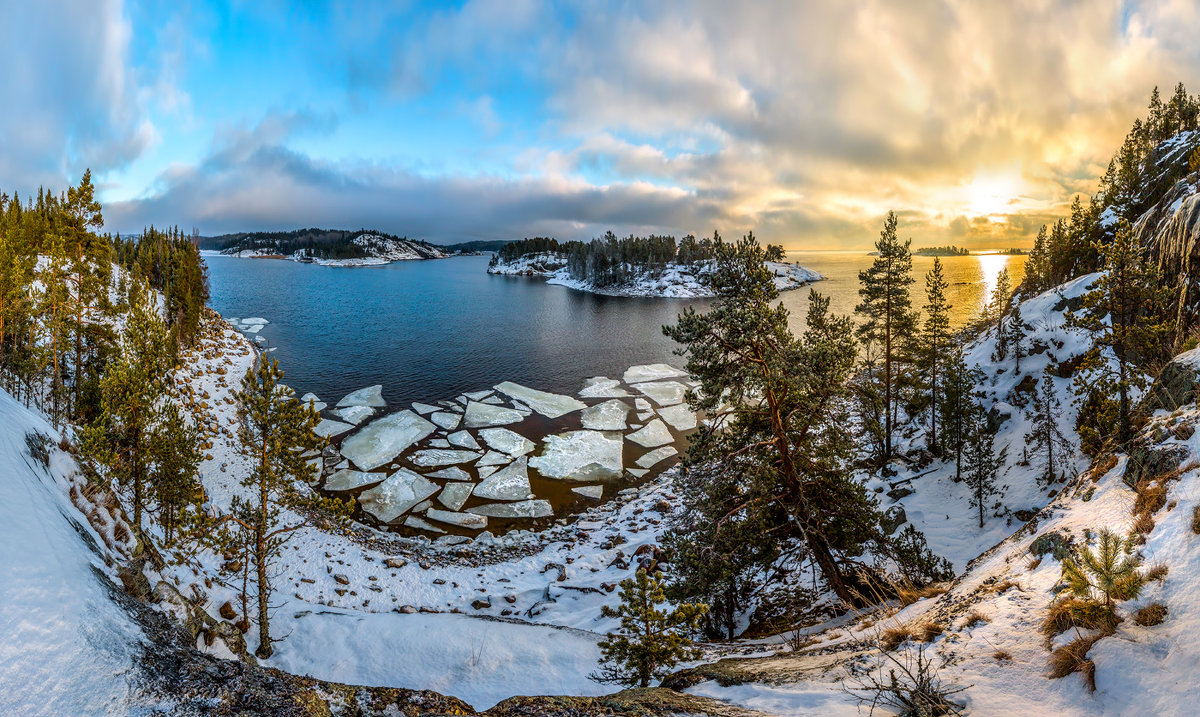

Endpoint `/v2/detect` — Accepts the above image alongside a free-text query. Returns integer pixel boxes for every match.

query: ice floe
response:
[473,458,531,501]
[324,469,384,492]
[578,376,630,399]
[626,418,674,448]
[409,449,480,467]
[425,508,488,530]
[580,399,630,431]
[529,430,624,481]
[464,390,493,401]
[623,363,686,384]
[463,401,525,428]
[446,431,481,450]
[357,469,438,523]
[477,451,512,467]
[337,384,386,408]
[411,402,440,415]
[478,427,535,456]
[403,515,444,534]
[467,499,553,519]
[437,482,473,511]
[477,465,499,479]
[334,405,375,425]
[635,445,677,469]
[632,381,686,407]
[572,485,604,500]
[494,381,586,418]
[340,410,436,471]
[300,393,327,412]
[656,404,696,431]
[241,317,269,326]
[430,411,461,430]
[314,419,354,438]
[428,438,451,448]
[426,466,472,481]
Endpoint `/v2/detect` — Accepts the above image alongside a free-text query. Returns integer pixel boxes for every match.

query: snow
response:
[580,399,630,431]
[623,363,687,384]
[626,418,674,448]
[0,390,149,716]
[633,380,687,406]
[529,431,625,481]
[357,469,439,523]
[467,499,554,519]
[478,427,536,456]
[472,458,532,501]
[333,405,375,425]
[409,449,480,467]
[463,401,525,428]
[323,469,384,492]
[657,403,697,431]
[494,381,586,419]
[336,384,386,408]
[340,410,437,471]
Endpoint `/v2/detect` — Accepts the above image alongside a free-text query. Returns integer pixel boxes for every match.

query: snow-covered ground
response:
[489,253,823,297]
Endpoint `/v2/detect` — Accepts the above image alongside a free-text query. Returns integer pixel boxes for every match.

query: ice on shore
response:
[403,515,445,534]
[324,469,385,492]
[314,419,354,438]
[477,451,512,467]
[242,324,263,334]
[494,381,586,418]
[409,449,480,467]
[467,499,553,519]
[580,399,629,431]
[464,401,525,428]
[300,393,327,413]
[340,410,436,471]
[529,430,624,481]
[632,381,687,407]
[478,427,535,457]
[241,317,269,325]
[334,405,375,425]
[357,469,439,523]
[623,363,686,384]
[657,403,697,431]
[473,458,531,501]
[627,418,674,448]
[425,508,488,529]
[437,482,474,511]
[337,384,386,408]
[411,402,440,415]
[446,431,481,450]
[427,466,472,481]
[572,485,604,500]
[430,411,461,430]
[465,390,493,401]
[635,445,678,469]
[579,376,630,398]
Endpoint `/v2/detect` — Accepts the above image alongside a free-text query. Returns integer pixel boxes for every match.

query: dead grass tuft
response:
[993,649,1012,661]
[1134,602,1168,626]
[1131,513,1155,537]
[878,621,944,651]
[1146,563,1169,582]
[1027,557,1042,571]
[985,579,1019,594]
[1042,598,1118,637]
[1049,633,1103,691]
[896,583,947,607]
[960,609,989,630]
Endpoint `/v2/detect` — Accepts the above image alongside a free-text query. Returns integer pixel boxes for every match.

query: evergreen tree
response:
[591,569,708,688]
[939,340,980,483]
[920,258,952,453]
[1004,302,1026,373]
[963,401,1001,529]
[989,269,1013,359]
[1027,372,1072,487]
[1071,223,1172,443]
[39,234,73,421]
[855,211,917,465]
[226,355,341,658]
[149,401,203,546]
[1061,529,1144,611]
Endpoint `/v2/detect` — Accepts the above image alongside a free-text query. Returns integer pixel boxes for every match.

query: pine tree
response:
[1027,372,1072,487]
[989,269,1013,359]
[1061,529,1144,611]
[227,355,340,658]
[963,401,1001,528]
[856,211,917,465]
[591,569,708,688]
[150,401,203,545]
[920,258,952,454]
[1004,302,1026,373]
[939,340,980,483]
[39,234,72,421]
[1071,223,1172,443]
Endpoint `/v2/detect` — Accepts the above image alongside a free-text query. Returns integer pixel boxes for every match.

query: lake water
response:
[204,251,1025,408]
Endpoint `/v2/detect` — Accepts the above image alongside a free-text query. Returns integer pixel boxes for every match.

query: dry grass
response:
[878,621,944,651]
[1086,454,1119,483]
[1134,602,1168,626]
[1133,479,1168,519]
[897,583,947,607]
[1027,557,1042,571]
[960,609,989,630]
[985,579,1019,594]
[1146,563,1169,582]
[1049,633,1103,691]
[1192,505,1200,535]
[1132,513,1155,537]
[993,649,1012,661]
[1042,598,1119,637]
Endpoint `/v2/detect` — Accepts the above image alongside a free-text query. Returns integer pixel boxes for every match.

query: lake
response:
[204,251,1025,407]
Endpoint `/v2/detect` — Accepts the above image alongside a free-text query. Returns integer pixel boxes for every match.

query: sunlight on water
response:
[975,253,1010,305]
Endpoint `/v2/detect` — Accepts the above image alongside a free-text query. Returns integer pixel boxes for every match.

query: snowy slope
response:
[0,390,149,716]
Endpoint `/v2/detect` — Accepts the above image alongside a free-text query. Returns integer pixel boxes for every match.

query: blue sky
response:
[4,0,1200,247]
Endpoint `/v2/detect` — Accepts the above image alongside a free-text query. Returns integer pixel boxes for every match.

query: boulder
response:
[1143,347,1200,412]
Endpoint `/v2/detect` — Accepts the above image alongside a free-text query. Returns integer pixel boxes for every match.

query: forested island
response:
[487,230,821,297]
[912,244,971,256]
[201,227,470,266]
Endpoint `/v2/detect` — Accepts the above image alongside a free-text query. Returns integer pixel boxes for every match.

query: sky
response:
[3,1,1200,249]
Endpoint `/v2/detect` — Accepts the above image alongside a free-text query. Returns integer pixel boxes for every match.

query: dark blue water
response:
[204,254,708,405]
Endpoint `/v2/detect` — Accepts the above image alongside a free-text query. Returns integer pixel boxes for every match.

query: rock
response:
[886,486,914,501]
[1013,509,1037,523]
[117,561,152,600]
[384,557,407,569]
[1030,530,1073,561]
[333,574,350,585]
[218,601,237,620]
[1124,443,1188,487]
[399,604,417,614]
[471,598,491,610]
[1144,347,1200,412]
[881,505,907,535]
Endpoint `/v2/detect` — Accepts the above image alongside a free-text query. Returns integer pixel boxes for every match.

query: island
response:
[912,244,971,256]
[200,228,490,266]
[487,232,822,297]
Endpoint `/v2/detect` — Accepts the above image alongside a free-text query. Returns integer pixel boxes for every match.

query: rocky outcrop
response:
[1143,346,1200,412]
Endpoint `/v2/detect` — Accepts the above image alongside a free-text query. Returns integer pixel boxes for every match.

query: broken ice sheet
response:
[623,364,686,384]
[632,381,687,407]
[579,376,630,399]
[494,381,586,418]
[572,485,604,500]
[463,401,525,428]
[314,419,354,439]
[334,405,376,425]
[446,431,481,450]
[337,384,386,408]
[426,466,472,481]
[656,403,696,431]
[529,430,623,481]
[437,482,474,511]
[473,458,531,501]
[408,449,481,467]
[635,445,678,469]
[478,427,535,456]
[430,411,462,430]
[467,499,553,519]
[340,410,436,471]
[580,399,629,431]
[425,508,488,529]
[324,469,384,492]
[357,469,438,523]
[626,418,673,448]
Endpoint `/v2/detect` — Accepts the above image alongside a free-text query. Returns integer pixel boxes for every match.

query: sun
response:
[963,172,1023,218]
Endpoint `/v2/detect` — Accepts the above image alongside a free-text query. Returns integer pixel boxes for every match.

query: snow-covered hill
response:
[488,253,823,298]
[214,232,453,266]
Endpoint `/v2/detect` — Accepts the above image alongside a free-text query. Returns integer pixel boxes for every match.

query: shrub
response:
[1061,529,1144,609]
[1042,597,1119,637]
[1049,633,1103,691]
[1134,603,1167,626]
[846,644,966,716]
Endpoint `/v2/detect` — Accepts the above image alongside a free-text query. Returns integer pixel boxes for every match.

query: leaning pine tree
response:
[227,355,347,658]
[591,569,708,688]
